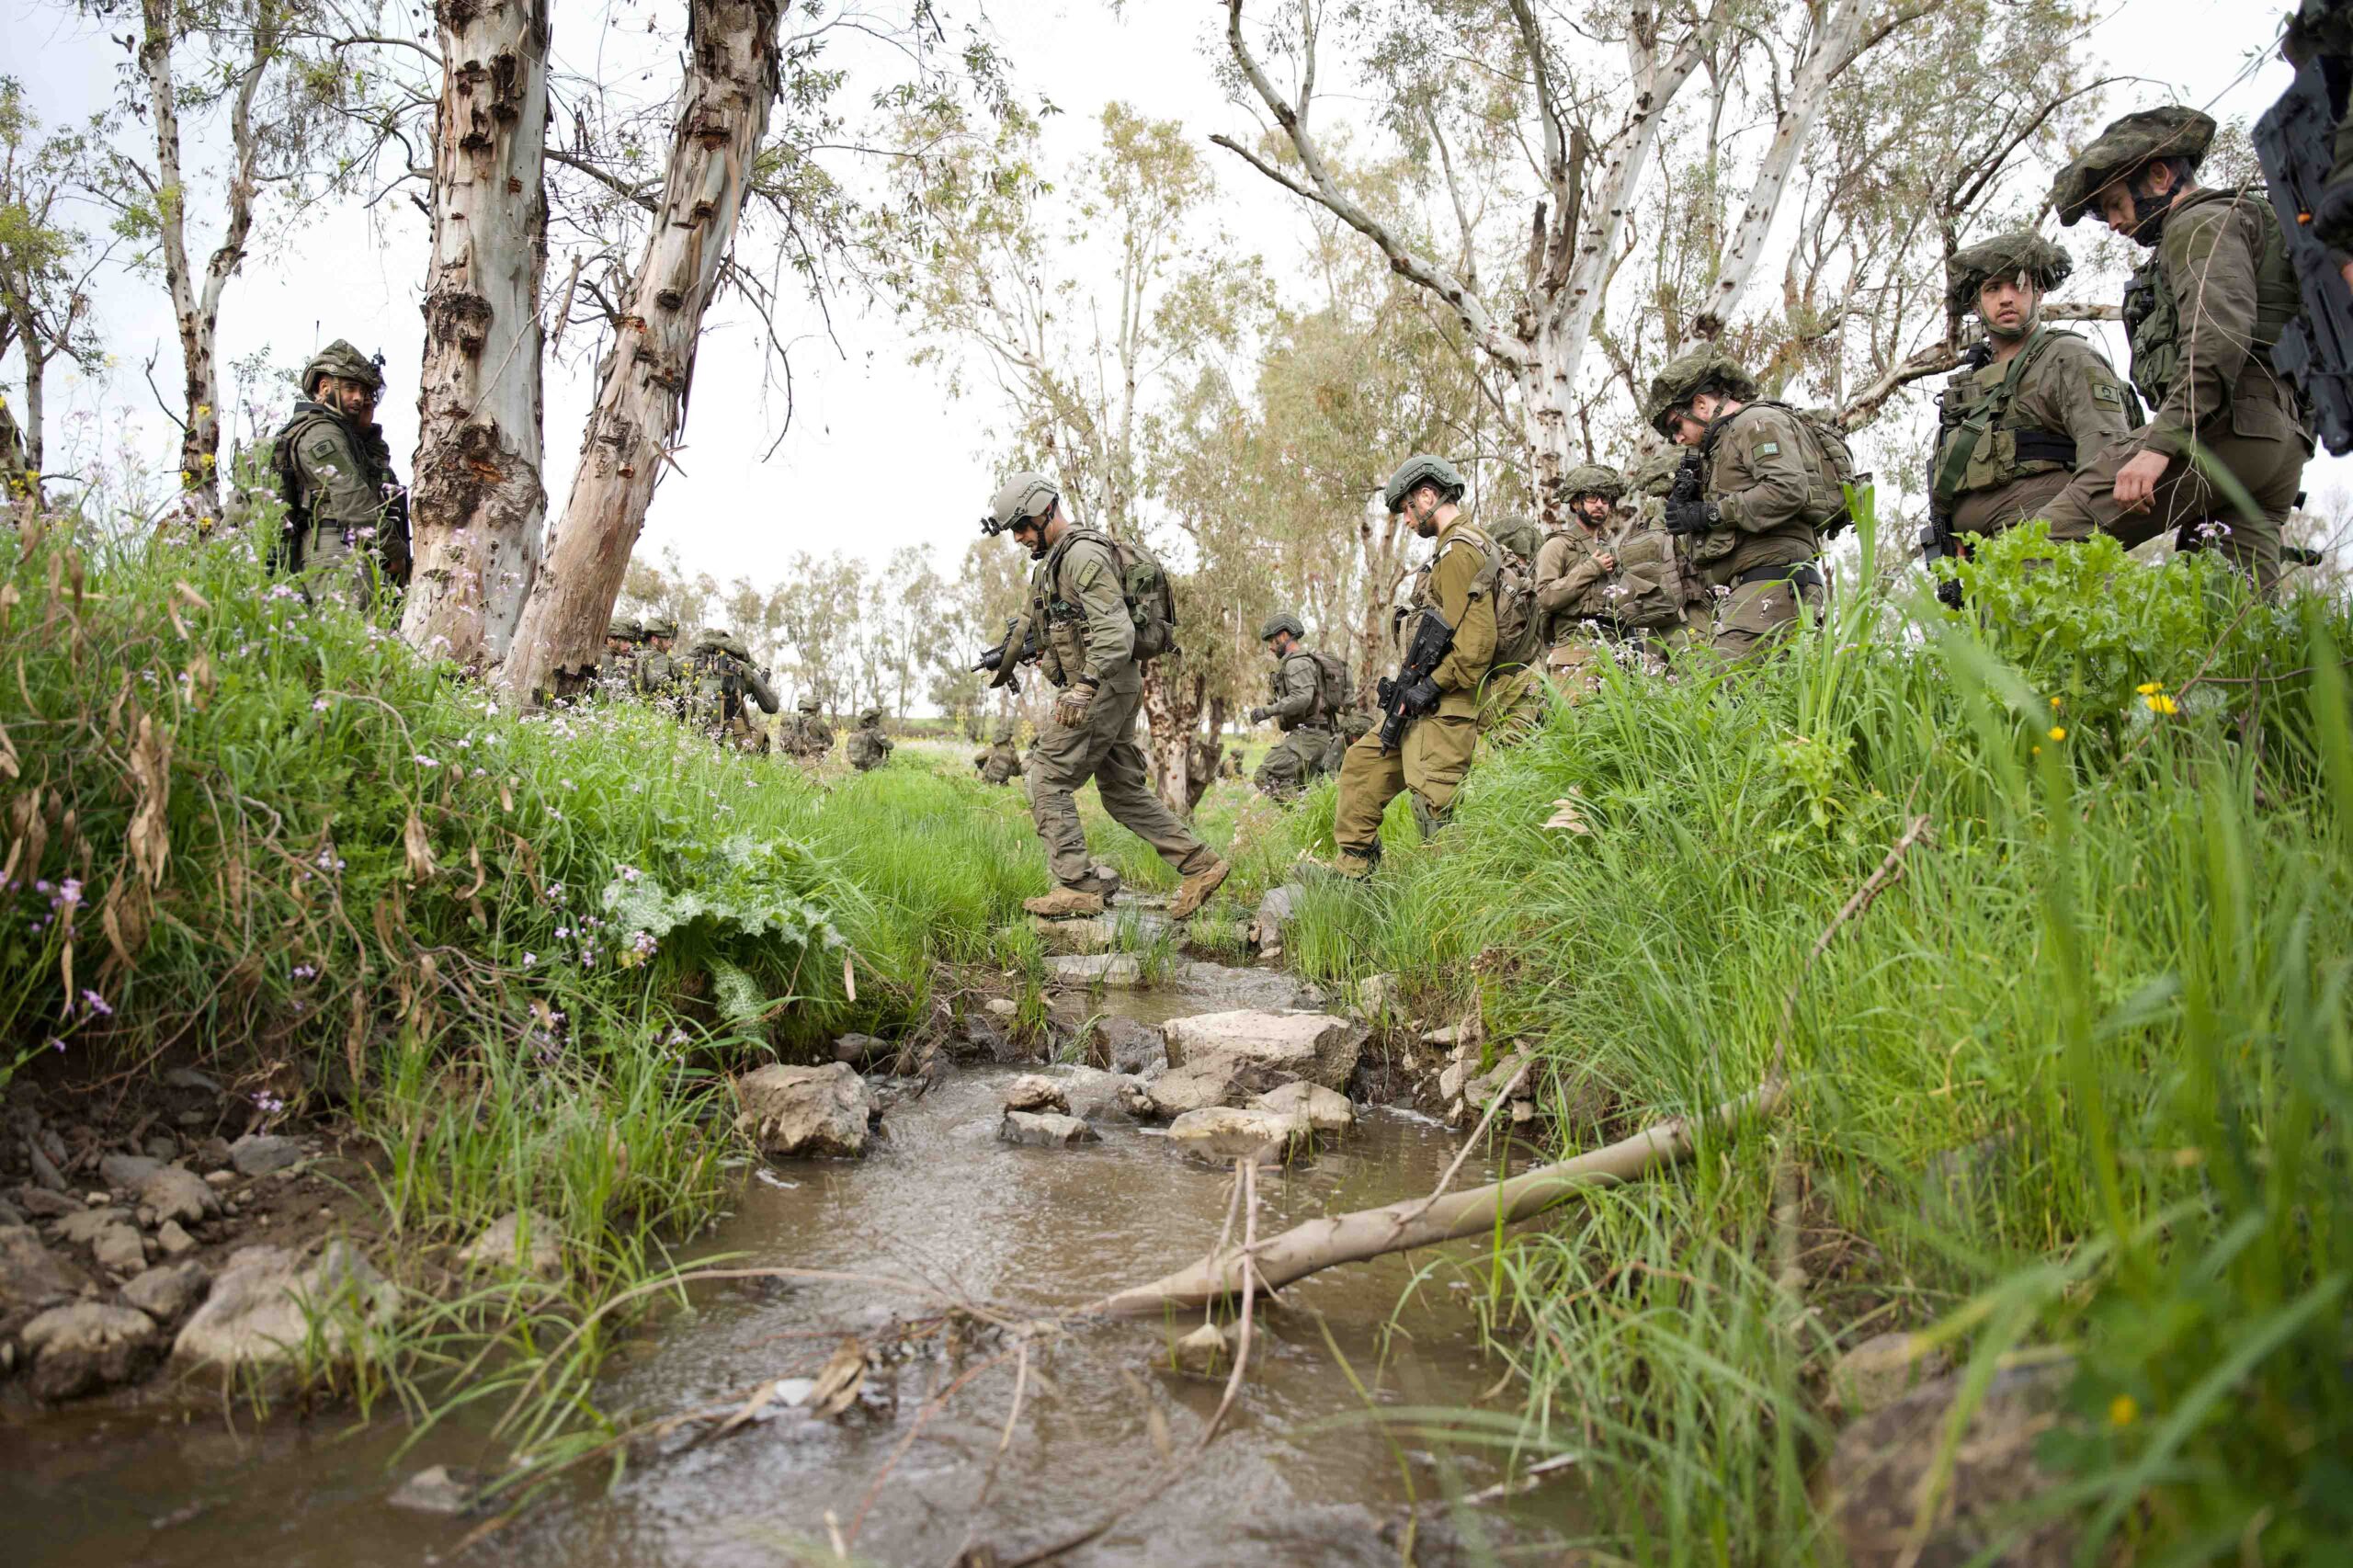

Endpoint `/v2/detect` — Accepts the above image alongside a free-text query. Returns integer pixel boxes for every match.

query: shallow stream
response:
[6,964,1574,1566]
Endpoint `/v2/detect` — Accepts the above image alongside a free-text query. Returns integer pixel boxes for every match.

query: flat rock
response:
[23,1302,161,1400]
[56,1206,131,1246]
[165,1068,223,1094]
[93,1224,147,1276]
[140,1166,219,1227]
[1147,1010,1364,1116]
[1051,952,1144,989]
[1,1225,91,1335]
[1825,1332,1952,1419]
[1001,1074,1070,1114]
[1824,1362,2075,1568]
[122,1260,211,1325]
[1351,972,1400,1020]
[1092,1016,1167,1077]
[389,1464,488,1517]
[739,1062,877,1160]
[1061,1069,1147,1122]
[1253,1081,1355,1134]
[155,1221,197,1258]
[998,1110,1100,1149]
[173,1241,400,1371]
[456,1210,563,1281]
[100,1153,165,1190]
[16,1187,78,1220]
[830,1033,892,1067]
[1165,1106,1310,1165]
[984,998,1019,1021]
[229,1134,303,1176]
[1248,883,1302,958]
[1033,915,1117,954]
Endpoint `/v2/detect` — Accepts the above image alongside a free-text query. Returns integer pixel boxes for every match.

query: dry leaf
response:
[1543,792,1591,835]
[403,811,437,881]
[842,952,856,1003]
[174,580,211,611]
[185,651,214,710]
[346,988,369,1088]
[805,1337,867,1418]
[127,716,174,888]
[461,845,486,900]
[0,721,17,780]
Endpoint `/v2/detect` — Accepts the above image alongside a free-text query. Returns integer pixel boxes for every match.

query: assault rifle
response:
[973,616,1039,681]
[1665,449,1706,527]
[1373,606,1454,753]
[2254,55,2353,456]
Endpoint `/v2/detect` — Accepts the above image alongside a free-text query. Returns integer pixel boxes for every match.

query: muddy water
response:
[6,968,1575,1567]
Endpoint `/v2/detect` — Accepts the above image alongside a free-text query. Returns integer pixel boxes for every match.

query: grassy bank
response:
[1245,523,2353,1564]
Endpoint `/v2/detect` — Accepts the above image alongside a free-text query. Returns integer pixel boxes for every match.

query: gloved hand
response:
[1665,494,1718,536]
[1402,676,1441,717]
[1247,705,1271,723]
[1053,682,1097,728]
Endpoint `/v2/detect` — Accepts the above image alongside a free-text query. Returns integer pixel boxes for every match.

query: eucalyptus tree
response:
[0,81,117,483]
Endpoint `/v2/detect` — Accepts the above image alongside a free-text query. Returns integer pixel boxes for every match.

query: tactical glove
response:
[1247,705,1272,723]
[1665,494,1718,536]
[1053,682,1097,728]
[1402,676,1442,717]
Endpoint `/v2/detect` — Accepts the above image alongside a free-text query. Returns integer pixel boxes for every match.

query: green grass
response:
[1274,518,2353,1563]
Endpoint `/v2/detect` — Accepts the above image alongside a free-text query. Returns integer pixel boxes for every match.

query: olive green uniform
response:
[276,399,411,608]
[2041,186,2311,591]
[1334,516,1497,856]
[1680,404,1831,662]
[1253,649,1332,800]
[684,632,779,751]
[1021,528,1216,891]
[847,712,894,771]
[1933,328,2137,536]
[780,705,835,759]
[973,738,1023,785]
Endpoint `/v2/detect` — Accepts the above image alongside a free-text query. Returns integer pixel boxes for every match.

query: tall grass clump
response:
[1324,517,2353,1563]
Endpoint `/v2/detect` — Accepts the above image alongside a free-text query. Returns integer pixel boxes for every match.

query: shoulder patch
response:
[1753,440,1781,460]
[2089,380,2123,408]
[306,437,339,460]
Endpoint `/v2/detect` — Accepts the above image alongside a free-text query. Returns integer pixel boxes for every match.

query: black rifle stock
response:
[2255,55,2353,456]
[1373,607,1455,752]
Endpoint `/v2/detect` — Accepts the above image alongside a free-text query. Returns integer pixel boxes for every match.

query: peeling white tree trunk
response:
[403,0,551,670]
[500,0,779,701]
[139,0,266,527]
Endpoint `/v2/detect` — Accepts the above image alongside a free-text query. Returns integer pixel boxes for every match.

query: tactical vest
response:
[2123,186,2303,411]
[1398,519,1504,654]
[1267,650,1336,731]
[1029,527,1175,686]
[1599,524,1692,631]
[1931,329,2129,504]
[269,402,404,570]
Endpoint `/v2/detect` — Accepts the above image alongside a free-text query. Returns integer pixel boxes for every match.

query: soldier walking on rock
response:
[270,341,412,610]
[982,472,1229,920]
[1930,233,2138,540]
[1330,455,1499,877]
[2041,107,2313,593]
[847,708,895,772]
[1646,348,1838,664]
[1247,612,1338,801]
[973,721,1024,785]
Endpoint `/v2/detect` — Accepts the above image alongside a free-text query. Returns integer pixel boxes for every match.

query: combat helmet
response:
[858,707,883,725]
[984,472,1060,536]
[690,627,750,659]
[1259,611,1305,642]
[301,339,383,400]
[1644,347,1759,437]
[1946,231,2075,318]
[1558,463,1626,505]
[606,614,644,642]
[992,720,1016,743]
[797,695,821,713]
[1631,447,1683,499]
[1383,454,1465,515]
[642,613,678,642]
[2049,106,2215,227]
[1490,515,1542,562]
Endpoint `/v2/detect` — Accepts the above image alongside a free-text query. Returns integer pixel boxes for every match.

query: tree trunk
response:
[1141,660,1200,813]
[403,0,551,670]
[499,0,779,701]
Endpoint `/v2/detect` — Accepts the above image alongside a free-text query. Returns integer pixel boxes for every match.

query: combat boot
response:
[1169,857,1230,919]
[1024,885,1107,918]
[1327,848,1378,881]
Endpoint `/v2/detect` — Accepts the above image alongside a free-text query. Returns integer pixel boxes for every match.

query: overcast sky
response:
[5,0,2333,589]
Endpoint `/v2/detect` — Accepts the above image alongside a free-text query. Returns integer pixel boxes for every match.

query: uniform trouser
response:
[1478,666,1549,749]
[1686,574,1828,665]
[1949,469,2073,539]
[2040,428,2305,596]
[1332,710,1478,855]
[301,527,381,612]
[1029,665,1215,888]
[1253,725,1332,799]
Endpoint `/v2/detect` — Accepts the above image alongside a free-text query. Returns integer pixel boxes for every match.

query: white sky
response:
[5,0,2337,585]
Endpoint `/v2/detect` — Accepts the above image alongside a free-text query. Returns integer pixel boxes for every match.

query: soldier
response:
[983,472,1229,919]
[1331,455,1499,877]
[1323,709,1371,776]
[1930,232,2138,542]
[2042,107,2313,594]
[780,696,835,758]
[2283,1,2353,290]
[973,721,1024,785]
[847,708,895,771]
[684,627,779,751]
[600,615,644,695]
[269,340,412,608]
[635,615,682,708]
[1247,612,1337,801]
[1645,347,1838,664]
[1535,465,1627,652]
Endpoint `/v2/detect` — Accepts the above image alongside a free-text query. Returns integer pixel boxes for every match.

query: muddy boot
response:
[1169,857,1230,919]
[1326,847,1378,881]
[1024,885,1107,918]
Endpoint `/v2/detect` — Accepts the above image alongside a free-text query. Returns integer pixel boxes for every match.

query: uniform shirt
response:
[1405,516,1498,714]
[2128,187,2305,459]
[1533,525,1614,641]
[1267,651,1325,729]
[287,403,404,554]
[1032,530,1134,685]
[1692,403,1823,585]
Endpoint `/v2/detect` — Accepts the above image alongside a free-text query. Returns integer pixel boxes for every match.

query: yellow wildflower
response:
[2048,726,2067,742]
[2050,696,2063,709]
[2109,1393,2139,1428]
[2135,681,2164,696]
[2144,693,2179,716]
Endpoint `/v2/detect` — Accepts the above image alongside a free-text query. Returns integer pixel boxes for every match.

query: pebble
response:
[156,1221,196,1258]
[202,1171,235,1189]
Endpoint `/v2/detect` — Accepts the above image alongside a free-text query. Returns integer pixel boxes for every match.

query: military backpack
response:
[1489,547,1544,671]
[1305,648,1352,721]
[1041,526,1180,666]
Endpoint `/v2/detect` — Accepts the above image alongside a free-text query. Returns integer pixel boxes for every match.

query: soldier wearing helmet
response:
[2039,107,2311,593]
[1534,464,1628,652]
[1929,232,2138,545]
[1534,460,1694,694]
[780,694,835,759]
[1246,611,1342,801]
[973,719,1024,786]
[634,614,682,708]
[600,614,645,696]
[683,627,779,752]
[268,340,411,608]
[981,471,1228,919]
[1644,347,1834,663]
[847,707,895,772]
[1329,454,1501,877]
